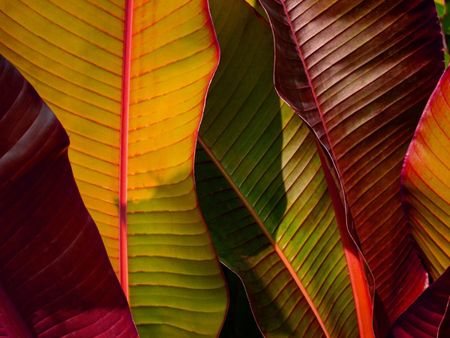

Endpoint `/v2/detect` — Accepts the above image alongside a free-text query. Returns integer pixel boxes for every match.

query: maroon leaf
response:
[258,0,444,322]
[0,56,138,337]
[391,267,450,338]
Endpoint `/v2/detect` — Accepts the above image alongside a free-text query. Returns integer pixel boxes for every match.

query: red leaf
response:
[0,56,137,337]
[258,0,444,323]
[391,268,450,338]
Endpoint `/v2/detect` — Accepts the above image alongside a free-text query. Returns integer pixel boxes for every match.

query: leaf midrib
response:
[265,2,375,336]
[119,0,134,300]
[197,136,331,337]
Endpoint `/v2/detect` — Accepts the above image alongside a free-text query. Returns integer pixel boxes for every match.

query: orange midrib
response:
[317,142,375,338]
[270,1,375,335]
[119,0,133,300]
[198,137,331,337]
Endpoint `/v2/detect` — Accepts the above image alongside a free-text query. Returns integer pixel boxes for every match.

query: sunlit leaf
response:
[402,68,450,280]
[196,0,374,336]
[0,0,227,335]
[435,0,446,17]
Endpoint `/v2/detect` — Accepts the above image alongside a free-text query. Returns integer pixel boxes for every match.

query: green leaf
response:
[435,0,446,18]
[196,0,374,336]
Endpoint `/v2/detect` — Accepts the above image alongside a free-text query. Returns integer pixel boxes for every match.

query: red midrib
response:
[119,0,133,300]
[277,1,374,336]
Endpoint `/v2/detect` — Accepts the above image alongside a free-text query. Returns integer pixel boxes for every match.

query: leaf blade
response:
[0,55,137,337]
[197,0,374,336]
[402,67,450,280]
[391,268,450,338]
[0,0,227,335]
[258,0,444,322]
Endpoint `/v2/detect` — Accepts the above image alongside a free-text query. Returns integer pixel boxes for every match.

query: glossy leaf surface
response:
[391,268,450,338]
[0,56,137,338]
[0,0,227,336]
[258,0,444,322]
[402,68,450,280]
[196,0,373,336]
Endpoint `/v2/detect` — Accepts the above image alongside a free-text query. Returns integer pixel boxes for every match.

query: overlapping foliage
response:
[0,0,449,337]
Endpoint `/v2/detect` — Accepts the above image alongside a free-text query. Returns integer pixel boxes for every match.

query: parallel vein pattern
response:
[0,0,227,336]
[196,0,372,336]
[402,68,450,280]
[127,1,226,336]
[0,56,137,338]
[0,0,124,270]
[258,0,444,321]
[391,268,450,338]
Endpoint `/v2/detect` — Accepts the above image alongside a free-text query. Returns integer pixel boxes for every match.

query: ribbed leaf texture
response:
[196,0,373,336]
[391,267,450,338]
[0,1,227,335]
[0,56,137,337]
[258,0,444,322]
[402,68,450,280]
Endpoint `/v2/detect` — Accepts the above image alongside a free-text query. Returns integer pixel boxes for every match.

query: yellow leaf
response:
[0,0,227,335]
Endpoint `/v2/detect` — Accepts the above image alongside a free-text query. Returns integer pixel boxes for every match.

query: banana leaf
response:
[402,67,450,280]
[196,0,374,336]
[0,0,227,335]
[391,268,450,337]
[258,0,444,322]
[0,56,137,337]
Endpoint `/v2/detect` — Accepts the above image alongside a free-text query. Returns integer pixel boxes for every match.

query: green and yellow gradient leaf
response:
[197,0,373,336]
[402,68,450,281]
[0,0,227,336]
[435,0,447,17]
[434,0,450,65]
